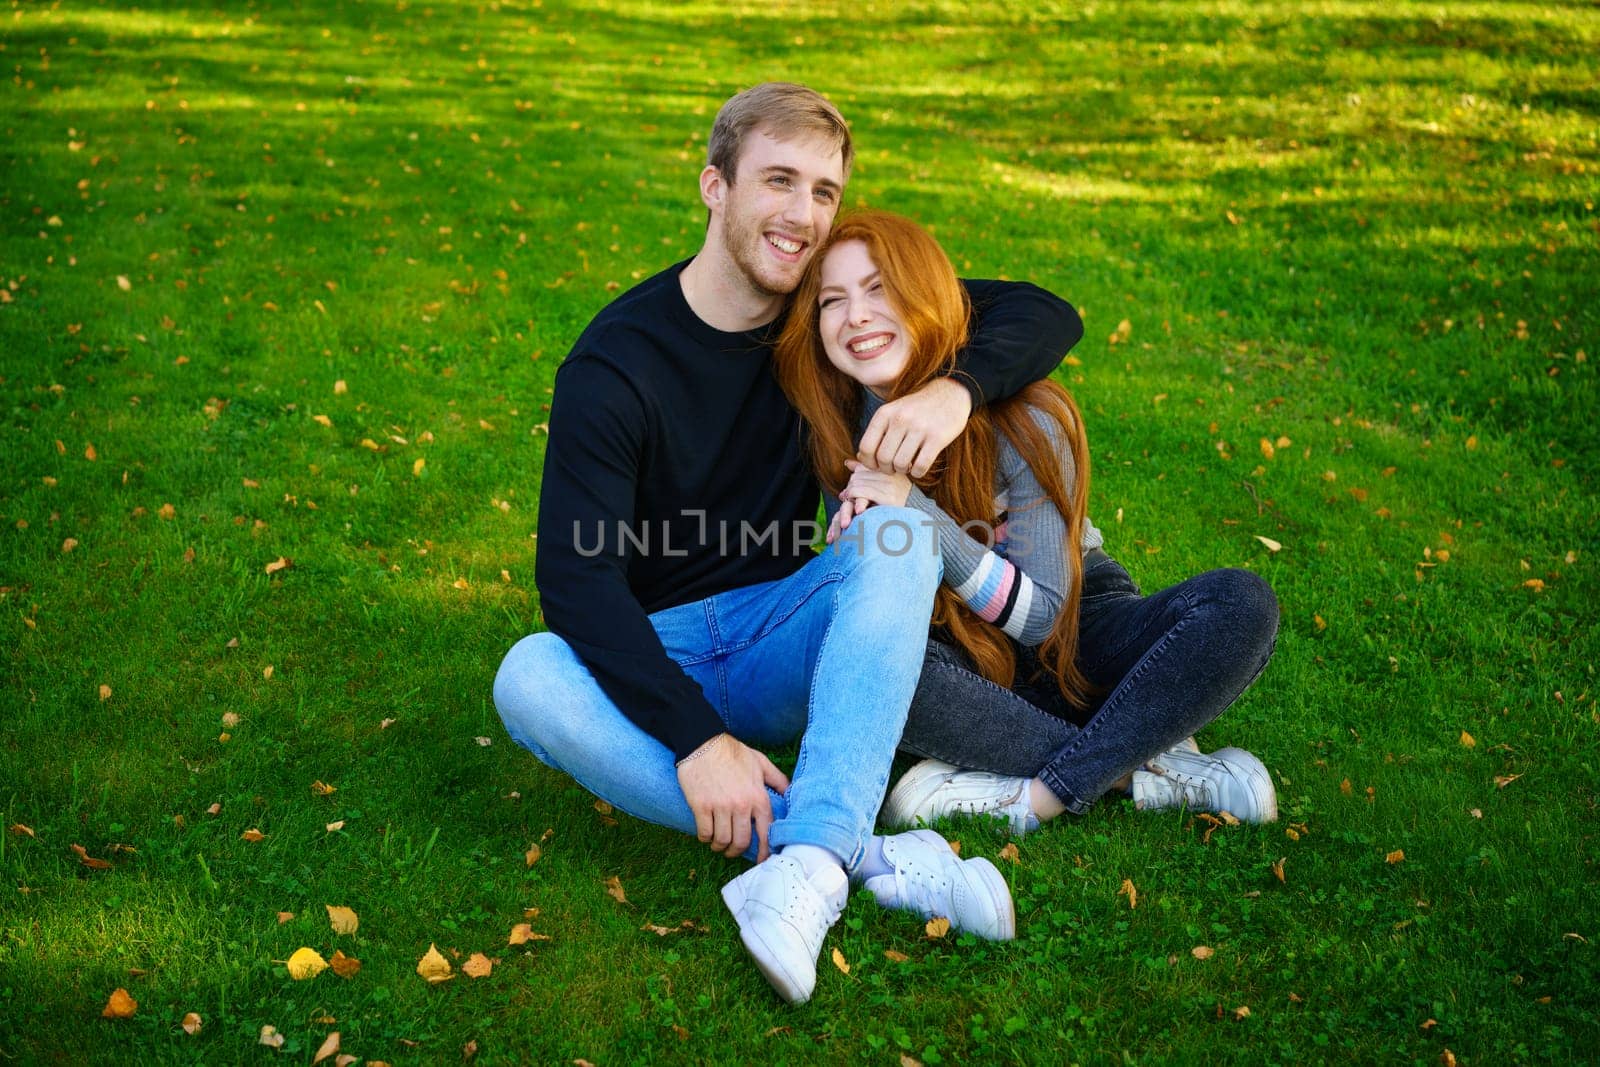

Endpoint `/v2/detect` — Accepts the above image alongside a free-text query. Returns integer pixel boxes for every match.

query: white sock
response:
[853,836,893,883]
[781,843,845,879]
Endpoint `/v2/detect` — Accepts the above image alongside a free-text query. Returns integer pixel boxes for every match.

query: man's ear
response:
[699,164,725,213]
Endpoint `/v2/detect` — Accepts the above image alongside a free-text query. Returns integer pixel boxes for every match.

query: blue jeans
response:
[899,552,1279,814]
[494,505,941,868]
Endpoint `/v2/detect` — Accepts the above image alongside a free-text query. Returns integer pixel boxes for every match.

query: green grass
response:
[2,0,1597,1062]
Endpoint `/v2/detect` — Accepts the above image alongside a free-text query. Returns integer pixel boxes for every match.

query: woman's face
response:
[817,239,910,398]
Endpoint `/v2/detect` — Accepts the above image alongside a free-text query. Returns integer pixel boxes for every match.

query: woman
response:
[774,211,1280,833]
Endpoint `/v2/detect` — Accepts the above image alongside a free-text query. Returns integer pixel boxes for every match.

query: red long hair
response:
[774,211,1096,708]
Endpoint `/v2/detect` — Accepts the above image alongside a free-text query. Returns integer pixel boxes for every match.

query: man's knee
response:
[835,504,942,586]
[494,632,589,757]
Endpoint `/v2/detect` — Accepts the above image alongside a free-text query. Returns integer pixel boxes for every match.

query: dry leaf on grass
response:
[416,943,453,983]
[326,820,345,832]
[180,1012,202,1035]
[1255,535,1283,553]
[311,780,337,796]
[312,1031,340,1065]
[1232,1005,1251,1021]
[8,823,34,838]
[462,953,496,978]
[1459,730,1476,748]
[998,842,1020,864]
[525,843,541,867]
[508,923,550,945]
[1119,878,1138,909]
[241,828,266,842]
[884,949,910,963]
[101,988,137,1018]
[925,917,950,940]
[277,911,294,924]
[326,905,358,935]
[1386,850,1406,864]
[265,556,291,575]
[259,1025,285,1048]
[287,947,328,980]
[831,947,850,974]
[604,876,627,904]
[1272,857,1287,883]
[329,950,361,978]
[71,843,112,870]
[1192,945,1214,960]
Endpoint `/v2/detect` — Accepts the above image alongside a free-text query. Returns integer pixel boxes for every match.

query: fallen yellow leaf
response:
[265,556,291,575]
[1232,1005,1251,1021]
[525,843,541,867]
[329,949,361,978]
[831,946,850,974]
[998,842,1020,864]
[413,457,426,477]
[311,780,337,796]
[508,923,551,945]
[326,820,345,832]
[1459,730,1476,748]
[1255,535,1283,553]
[259,1025,285,1049]
[241,828,266,842]
[1192,945,1214,960]
[416,943,453,983]
[884,949,910,962]
[1386,850,1406,865]
[1119,878,1138,909]
[312,1031,341,1065]
[101,988,137,1019]
[326,904,358,935]
[925,917,951,940]
[462,952,495,978]
[8,823,34,837]
[97,683,110,700]
[1272,857,1286,883]
[605,875,627,904]
[277,911,294,924]
[181,1011,202,1035]
[334,379,348,394]
[287,947,328,980]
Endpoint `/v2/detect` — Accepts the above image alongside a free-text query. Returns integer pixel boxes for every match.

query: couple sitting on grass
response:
[493,82,1279,1004]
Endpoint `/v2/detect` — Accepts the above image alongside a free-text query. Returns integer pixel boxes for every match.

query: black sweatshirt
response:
[534,259,1084,761]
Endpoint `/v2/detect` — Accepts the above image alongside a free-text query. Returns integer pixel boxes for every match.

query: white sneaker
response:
[882,759,1038,835]
[862,829,1016,941]
[721,855,848,1004]
[1131,746,1278,823]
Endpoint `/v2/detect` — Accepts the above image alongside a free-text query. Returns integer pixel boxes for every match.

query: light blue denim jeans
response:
[493,505,941,869]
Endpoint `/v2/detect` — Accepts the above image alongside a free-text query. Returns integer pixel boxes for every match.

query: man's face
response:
[713,130,846,298]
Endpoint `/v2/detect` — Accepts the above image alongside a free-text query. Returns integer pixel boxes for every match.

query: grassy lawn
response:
[2,0,1597,1062]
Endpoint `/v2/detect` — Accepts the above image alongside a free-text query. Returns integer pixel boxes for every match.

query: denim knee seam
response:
[769,575,871,871]
[900,671,1078,768]
[1038,592,1198,812]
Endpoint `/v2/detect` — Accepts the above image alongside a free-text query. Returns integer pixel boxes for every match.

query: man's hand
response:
[676,733,790,861]
[827,460,913,543]
[857,377,974,478]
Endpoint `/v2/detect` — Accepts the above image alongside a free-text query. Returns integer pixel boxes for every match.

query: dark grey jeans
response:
[898,551,1280,815]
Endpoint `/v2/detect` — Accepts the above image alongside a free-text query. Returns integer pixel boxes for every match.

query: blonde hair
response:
[774,211,1097,709]
[707,82,853,184]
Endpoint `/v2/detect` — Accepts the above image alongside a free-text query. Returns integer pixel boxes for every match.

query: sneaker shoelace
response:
[1149,762,1218,807]
[890,857,955,918]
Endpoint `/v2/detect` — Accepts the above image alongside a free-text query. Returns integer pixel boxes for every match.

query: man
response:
[494,83,1082,1003]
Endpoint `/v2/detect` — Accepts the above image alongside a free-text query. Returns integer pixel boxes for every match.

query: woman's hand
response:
[826,459,913,543]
